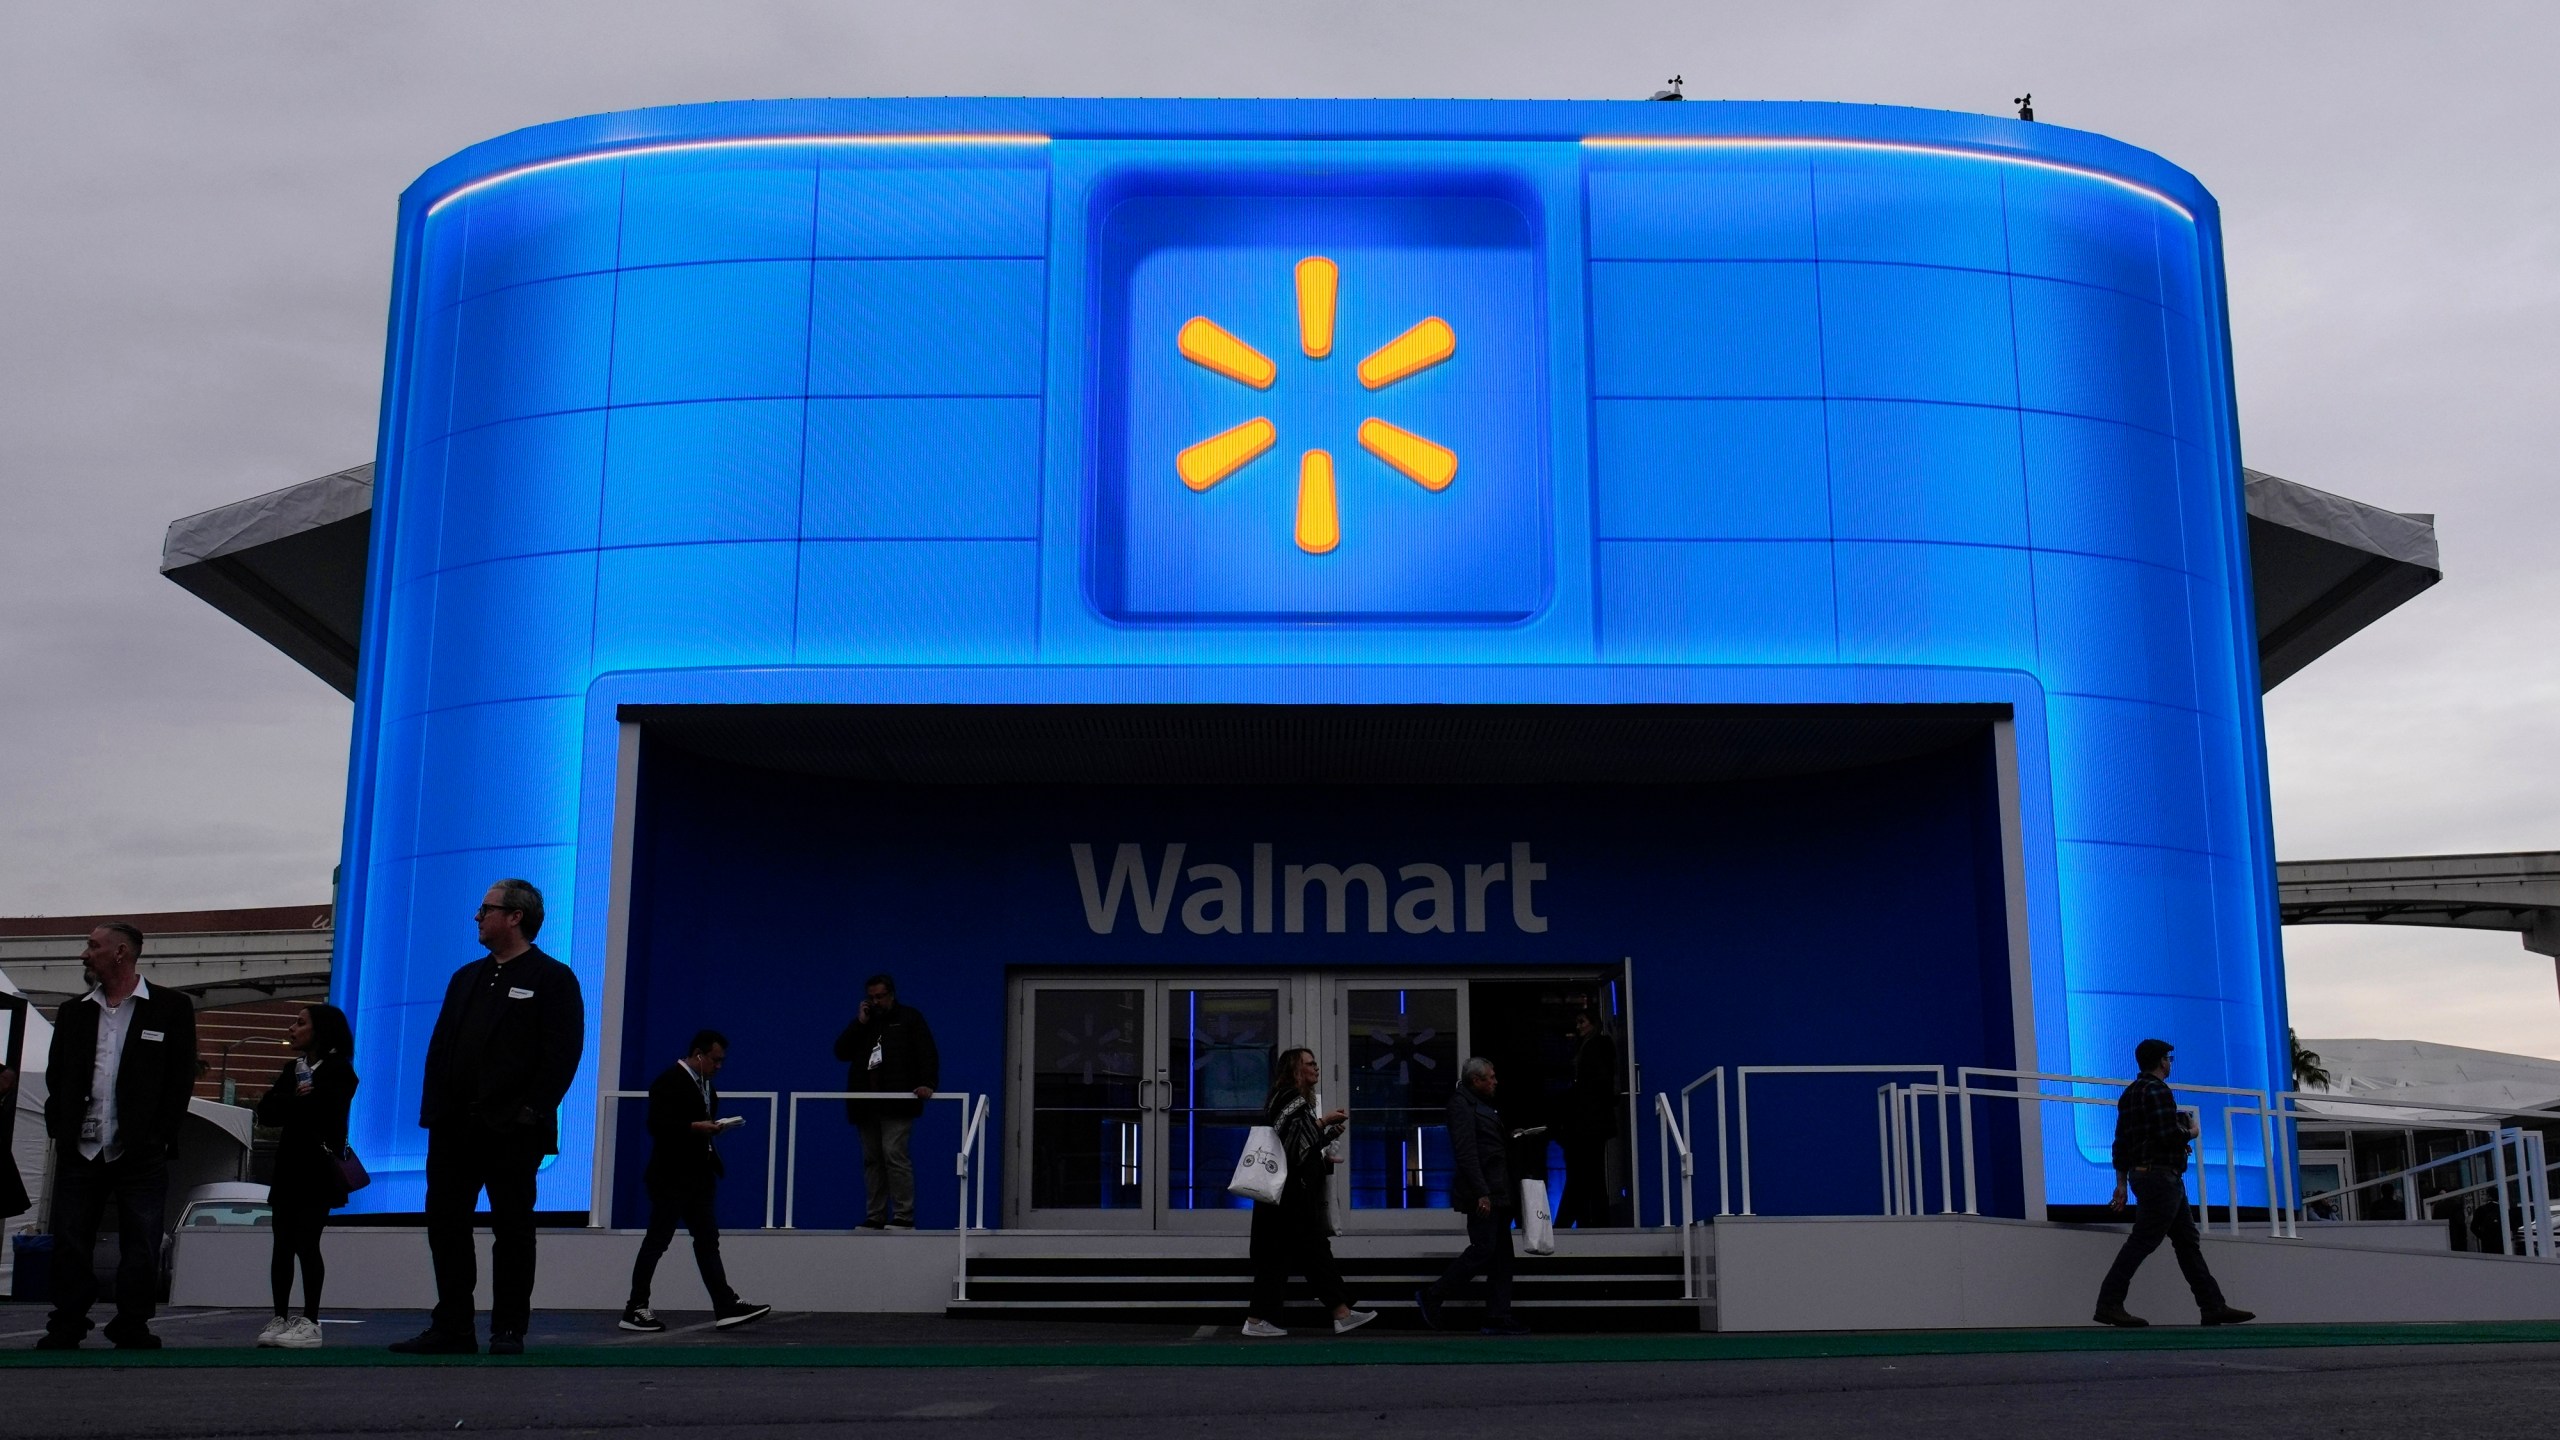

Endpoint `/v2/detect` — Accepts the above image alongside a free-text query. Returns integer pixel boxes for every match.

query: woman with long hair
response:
[1241,1046,1376,1338]
[254,1003,359,1349]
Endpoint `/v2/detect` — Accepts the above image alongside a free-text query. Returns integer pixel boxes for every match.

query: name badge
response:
[507,987,535,1000]
[140,1030,165,1042]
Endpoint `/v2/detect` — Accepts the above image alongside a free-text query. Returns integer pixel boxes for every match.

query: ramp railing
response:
[593,1089,780,1229]
[1736,1065,1951,1216]
[781,1091,979,1231]
[954,1093,992,1298]
[1653,1093,1699,1298]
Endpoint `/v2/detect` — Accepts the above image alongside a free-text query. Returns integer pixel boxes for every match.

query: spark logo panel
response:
[1092,189,1548,622]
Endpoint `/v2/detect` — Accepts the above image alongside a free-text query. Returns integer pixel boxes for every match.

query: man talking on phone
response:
[621,1030,769,1333]
[833,975,939,1230]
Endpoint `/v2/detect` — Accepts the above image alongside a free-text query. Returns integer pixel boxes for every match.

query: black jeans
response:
[2096,1168,2227,1313]
[269,1195,330,1318]
[425,1124,543,1336]
[1246,1196,1346,1322]
[1424,1209,1515,1319]
[628,1178,736,1312]
[46,1148,168,1340]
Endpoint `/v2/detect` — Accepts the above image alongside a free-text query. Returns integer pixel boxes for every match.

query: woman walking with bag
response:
[1240,1047,1376,1338]
[254,1003,359,1349]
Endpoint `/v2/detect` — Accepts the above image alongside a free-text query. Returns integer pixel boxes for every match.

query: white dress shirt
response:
[79,977,152,1162]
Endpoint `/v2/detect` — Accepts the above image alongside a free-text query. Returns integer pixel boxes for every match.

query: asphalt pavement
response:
[6,1306,2560,1438]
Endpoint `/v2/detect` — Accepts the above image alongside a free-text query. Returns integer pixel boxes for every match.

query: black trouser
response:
[46,1148,167,1341]
[1424,1209,1515,1319]
[425,1124,542,1336]
[269,1194,330,1318]
[1559,1136,1612,1228]
[1246,1196,1347,1321]
[627,1177,736,1312]
[2097,1168,2227,1313]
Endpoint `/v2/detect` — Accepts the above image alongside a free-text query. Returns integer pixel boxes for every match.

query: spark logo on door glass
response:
[1171,257,1460,555]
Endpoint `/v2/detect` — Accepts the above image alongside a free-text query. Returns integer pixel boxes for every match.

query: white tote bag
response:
[1518,1178,1557,1255]
[1228,1125,1290,1204]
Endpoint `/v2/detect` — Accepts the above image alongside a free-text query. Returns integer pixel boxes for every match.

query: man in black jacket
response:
[2093,1038,2253,1328]
[1414,1057,1527,1336]
[37,922,197,1350]
[831,974,938,1229]
[619,1030,769,1334]
[391,879,585,1357]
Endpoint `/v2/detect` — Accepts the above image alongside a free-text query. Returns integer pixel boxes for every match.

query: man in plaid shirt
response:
[2093,1038,2254,1328]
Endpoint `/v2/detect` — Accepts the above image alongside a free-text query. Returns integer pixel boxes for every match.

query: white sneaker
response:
[1332,1308,1378,1335]
[1241,1318,1288,1338]
[255,1315,291,1347]
[274,1316,324,1350]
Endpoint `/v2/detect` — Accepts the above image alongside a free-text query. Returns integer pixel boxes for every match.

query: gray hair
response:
[490,877,546,940]
[1461,1056,1496,1086]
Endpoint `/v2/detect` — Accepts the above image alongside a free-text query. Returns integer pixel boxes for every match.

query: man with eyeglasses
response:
[391,878,585,1357]
[2093,1037,2253,1329]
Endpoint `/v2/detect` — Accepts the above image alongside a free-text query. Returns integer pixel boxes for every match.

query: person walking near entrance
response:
[1241,1047,1377,1338]
[1557,1009,1619,1229]
[621,1030,770,1334]
[832,975,938,1229]
[392,879,585,1357]
[36,922,197,1351]
[1416,1057,1528,1335]
[253,1003,359,1350]
[2093,1038,2254,1328]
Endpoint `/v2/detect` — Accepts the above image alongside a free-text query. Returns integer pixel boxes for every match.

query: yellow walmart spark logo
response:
[1171,256,1458,555]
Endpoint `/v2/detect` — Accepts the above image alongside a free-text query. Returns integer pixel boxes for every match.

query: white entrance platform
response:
[170,1227,965,1313]
[1712,1214,2560,1331]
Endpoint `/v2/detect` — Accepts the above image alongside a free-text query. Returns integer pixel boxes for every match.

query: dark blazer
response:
[45,983,198,1161]
[417,945,586,1154]
[641,1060,725,1190]
[832,1002,940,1121]
[255,1056,358,1207]
[1446,1082,1513,1215]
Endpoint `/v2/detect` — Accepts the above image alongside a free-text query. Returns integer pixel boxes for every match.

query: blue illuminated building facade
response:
[338,99,2278,1228]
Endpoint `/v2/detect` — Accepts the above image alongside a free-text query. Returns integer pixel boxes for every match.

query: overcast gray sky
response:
[2,1,2553,1055]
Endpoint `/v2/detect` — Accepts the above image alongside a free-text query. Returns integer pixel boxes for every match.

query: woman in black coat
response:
[254,1003,358,1349]
[1241,1047,1376,1338]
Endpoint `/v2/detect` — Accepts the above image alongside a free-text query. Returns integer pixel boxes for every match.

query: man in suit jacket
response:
[619,1030,768,1333]
[37,922,197,1350]
[389,879,585,1357]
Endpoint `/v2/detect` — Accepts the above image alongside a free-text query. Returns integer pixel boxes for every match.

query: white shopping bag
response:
[1518,1178,1557,1255]
[1228,1125,1290,1204]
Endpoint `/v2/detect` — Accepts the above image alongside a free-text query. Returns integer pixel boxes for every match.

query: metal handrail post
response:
[1958,1069,1978,1214]
[1884,1086,1904,1209]
[1660,1100,1675,1230]
[1679,1067,1730,1217]
[2492,1129,2516,1256]
[1655,1093,1695,1298]
[1932,1069,1953,1214]
[1738,1070,1755,1216]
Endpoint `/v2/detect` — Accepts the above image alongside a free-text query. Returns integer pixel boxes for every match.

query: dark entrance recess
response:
[1470,977,1632,1228]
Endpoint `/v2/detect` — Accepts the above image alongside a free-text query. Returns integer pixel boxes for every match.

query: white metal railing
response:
[1736,1065,1950,1217]
[1680,1067,1731,1219]
[2294,1128,2555,1257]
[954,1094,991,1298]
[1653,1093,1698,1299]
[597,1089,781,1230]
[782,1091,983,1231]
[2272,1090,2560,1255]
[1952,1068,2277,1227]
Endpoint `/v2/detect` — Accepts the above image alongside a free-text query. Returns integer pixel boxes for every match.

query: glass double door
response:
[1011,974,1480,1232]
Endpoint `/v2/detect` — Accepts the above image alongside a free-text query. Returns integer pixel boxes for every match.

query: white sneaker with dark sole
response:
[1241,1318,1288,1338]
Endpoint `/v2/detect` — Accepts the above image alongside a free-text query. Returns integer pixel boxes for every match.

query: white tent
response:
[2293,1037,2560,1127]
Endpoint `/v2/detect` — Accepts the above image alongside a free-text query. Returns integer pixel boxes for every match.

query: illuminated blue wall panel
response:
[335,99,2280,1218]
